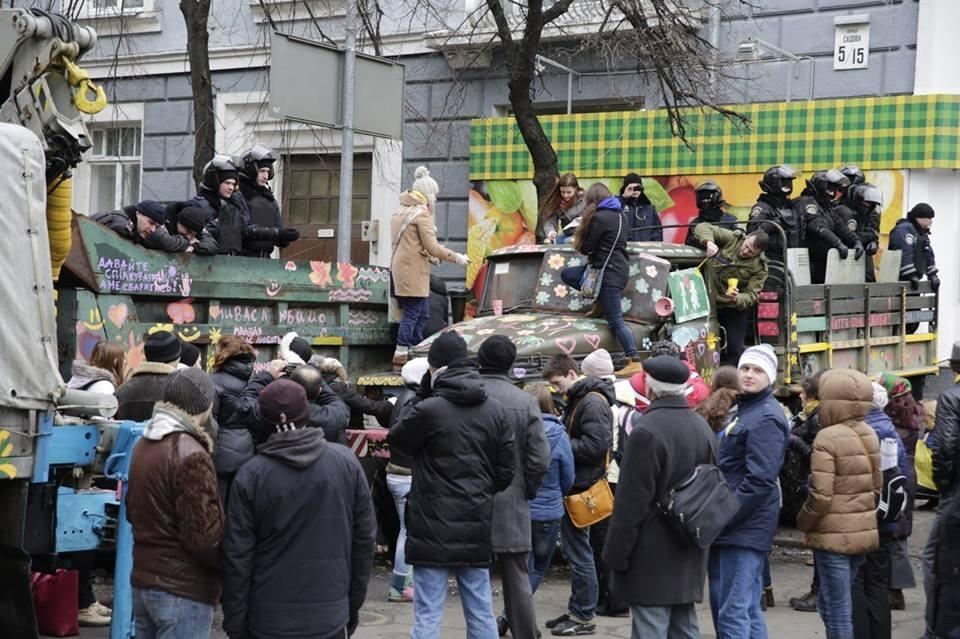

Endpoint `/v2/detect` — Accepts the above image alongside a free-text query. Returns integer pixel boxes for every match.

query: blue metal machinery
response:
[34,419,143,639]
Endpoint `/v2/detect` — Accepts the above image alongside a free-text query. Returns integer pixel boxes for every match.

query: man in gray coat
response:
[603,356,717,639]
[478,336,551,639]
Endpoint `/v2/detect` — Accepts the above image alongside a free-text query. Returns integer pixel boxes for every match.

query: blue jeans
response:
[560,266,638,358]
[132,587,214,639]
[411,566,498,639]
[388,473,413,591]
[815,550,863,639]
[560,512,599,622]
[397,296,430,347]
[708,546,767,639]
[630,603,700,639]
[529,519,561,593]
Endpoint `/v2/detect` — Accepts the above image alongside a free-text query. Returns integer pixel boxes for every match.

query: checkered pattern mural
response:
[469,94,960,180]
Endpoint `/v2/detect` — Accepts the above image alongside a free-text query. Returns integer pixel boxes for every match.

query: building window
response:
[88,126,142,214]
[93,0,146,13]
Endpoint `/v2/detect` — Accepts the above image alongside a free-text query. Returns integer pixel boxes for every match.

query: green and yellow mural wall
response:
[467,94,958,290]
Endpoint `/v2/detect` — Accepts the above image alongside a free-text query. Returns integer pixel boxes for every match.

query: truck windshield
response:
[479,253,543,314]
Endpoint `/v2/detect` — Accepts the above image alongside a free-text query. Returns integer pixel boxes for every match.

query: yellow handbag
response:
[563,392,614,528]
[915,430,936,492]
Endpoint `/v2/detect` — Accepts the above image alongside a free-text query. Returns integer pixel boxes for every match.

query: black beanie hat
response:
[163,368,214,416]
[428,331,469,368]
[144,331,181,364]
[477,335,517,373]
[620,172,644,195]
[178,206,207,234]
[179,341,201,368]
[908,203,935,220]
[259,379,311,432]
[136,200,167,225]
[289,337,313,364]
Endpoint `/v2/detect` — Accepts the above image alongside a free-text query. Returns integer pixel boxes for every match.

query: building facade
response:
[28,0,960,356]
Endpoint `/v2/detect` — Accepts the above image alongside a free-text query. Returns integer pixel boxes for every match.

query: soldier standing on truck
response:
[695,224,770,366]
[799,170,863,285]
[889,203,939,294]
[685,181,740,250]
[238,145,301,258]
[835,183,883,282]
[748,165,801,266]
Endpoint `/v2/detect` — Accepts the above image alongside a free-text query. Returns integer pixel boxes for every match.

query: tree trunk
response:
[180,0,215,189]
[507,68,558,203]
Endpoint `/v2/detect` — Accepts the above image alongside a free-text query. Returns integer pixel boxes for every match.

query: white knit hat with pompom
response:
[411,166,440,202]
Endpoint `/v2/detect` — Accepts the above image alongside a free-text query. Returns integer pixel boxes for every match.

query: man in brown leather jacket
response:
[126,368,223,639]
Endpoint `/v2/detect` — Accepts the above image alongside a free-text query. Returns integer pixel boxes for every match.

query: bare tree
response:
[180,0,215,187]
[476,0,747,200]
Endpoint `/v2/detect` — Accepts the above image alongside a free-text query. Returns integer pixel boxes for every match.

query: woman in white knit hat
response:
[390,166,468,368]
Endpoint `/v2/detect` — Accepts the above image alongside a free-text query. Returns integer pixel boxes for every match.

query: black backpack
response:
[877,467,908,524]
[658,464,740,549]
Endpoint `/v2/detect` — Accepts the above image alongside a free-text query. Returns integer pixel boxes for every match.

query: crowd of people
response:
[91,145,300,257]
[63,315,960,639]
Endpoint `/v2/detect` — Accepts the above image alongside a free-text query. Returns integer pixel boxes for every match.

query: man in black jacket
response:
[288,365,352,444]
[604,356,717,638]
[92,200,191,252]
[747,165,801,266]
[237,145,300,257]
[798,170,863,284]
[619,172,662,242]
[925,342,960,638]
[834,183,882,282]
[389,331,515,638]
[685,181,740,249]
[222,379,376,639]
[479,336,551,639]
[115,331,180,421]
[543,354,615,636]
[164,204,219,255]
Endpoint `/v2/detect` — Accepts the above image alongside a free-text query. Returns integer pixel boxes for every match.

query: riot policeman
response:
[747,165,801,264]
[835,182,882,281]
[800,169,863,284]
[685,181,740,249]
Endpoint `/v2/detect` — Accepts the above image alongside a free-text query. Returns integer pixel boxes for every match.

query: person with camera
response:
[619,173,662,242]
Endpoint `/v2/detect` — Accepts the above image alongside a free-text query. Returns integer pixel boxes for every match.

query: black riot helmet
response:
[695,181,723,211]
[806,169,849,205]
[240,144,277,181]
[200,155,240,192]
[759,164,797,198]
[849,182,883,212]
[839,164,865,186]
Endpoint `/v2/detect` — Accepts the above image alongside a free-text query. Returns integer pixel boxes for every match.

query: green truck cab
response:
[409,242,722,381]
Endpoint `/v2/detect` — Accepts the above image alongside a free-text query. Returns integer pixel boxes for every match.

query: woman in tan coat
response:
[797,368,881,639]
[390,166,467,367]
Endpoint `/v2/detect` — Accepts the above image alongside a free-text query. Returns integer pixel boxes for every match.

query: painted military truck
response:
[408,242,939,394]
[57,214,395,377]
[409,242,722,379]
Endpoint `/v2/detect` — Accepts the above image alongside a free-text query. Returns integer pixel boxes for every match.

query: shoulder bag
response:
[563,391,615,528]
[658,463,740,549]
[579,210,623,300]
